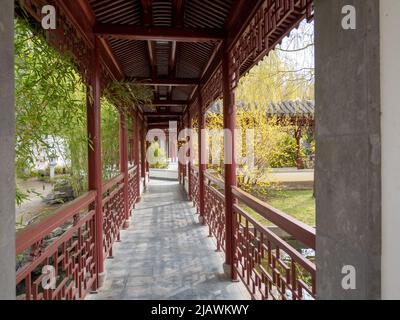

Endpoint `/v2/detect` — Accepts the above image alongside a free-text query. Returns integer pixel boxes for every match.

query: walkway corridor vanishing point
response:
[87,179,249,300]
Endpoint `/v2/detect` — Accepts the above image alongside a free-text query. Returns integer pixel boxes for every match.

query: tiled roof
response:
[209,100,315,118]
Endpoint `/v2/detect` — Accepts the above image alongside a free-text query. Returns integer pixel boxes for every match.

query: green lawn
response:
[242,189,315,227]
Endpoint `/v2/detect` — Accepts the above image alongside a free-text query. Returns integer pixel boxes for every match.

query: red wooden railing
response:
[190,167,200,212]
[232,187,316,300]
[102,174,125,259]
[190,167,316,300]
[16,166,141,300]
[16,191,97,300]
[204,172,226,252]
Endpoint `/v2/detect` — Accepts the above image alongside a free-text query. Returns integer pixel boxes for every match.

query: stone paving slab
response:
[87,179,249,300]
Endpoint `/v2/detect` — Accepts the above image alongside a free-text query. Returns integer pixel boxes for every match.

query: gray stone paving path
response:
[87,179,249,300]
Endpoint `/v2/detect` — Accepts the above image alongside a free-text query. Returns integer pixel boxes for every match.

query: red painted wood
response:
[87,37,104,280]
[15,193,97,300]
[191,167,200,212]
[145,111,183,116]
[102,174,126,257]
[146,138,150,177]
[119,113,129,223]
[197,171,316,300]
[93,24,225,42]
[16,191,96,255]
[204,173,226,252]
[130,78,199,86]
[15,174,133,299]
[61,0,124,80]
[232,186,316,250]
[18,0,317,300]
[198,92,206,222]
[140,124,147,187]
[129,118,135,164]
[143,100,188,107]
[127,166,139,213]
[232,204,316,299]
[134,111,141,200]
[187,113,193,200]
[222,43,237,279]
[178,121,182,184]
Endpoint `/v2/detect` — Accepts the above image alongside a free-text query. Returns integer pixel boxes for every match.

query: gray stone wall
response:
[0,0,16,300]
[315,0,381,299]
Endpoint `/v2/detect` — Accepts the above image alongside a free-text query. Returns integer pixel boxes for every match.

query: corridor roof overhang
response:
[17,0,313,127]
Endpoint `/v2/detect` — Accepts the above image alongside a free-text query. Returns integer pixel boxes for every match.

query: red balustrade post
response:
[146,140,150,174]
[87,37,104,287]
[134,110,141,202]
[198,92,206,224]
[188,113,192,200]
[222,43,237,280]
[120,112,129,227]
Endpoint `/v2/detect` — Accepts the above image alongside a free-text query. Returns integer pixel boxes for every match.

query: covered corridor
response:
[2,0,400,301]
[87,179,248,300]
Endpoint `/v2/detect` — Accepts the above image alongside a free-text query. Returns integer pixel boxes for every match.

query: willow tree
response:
[205,21,314,197]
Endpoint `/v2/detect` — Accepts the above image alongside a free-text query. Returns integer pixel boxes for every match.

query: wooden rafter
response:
[140,0,157,82]
[169,0,185,100]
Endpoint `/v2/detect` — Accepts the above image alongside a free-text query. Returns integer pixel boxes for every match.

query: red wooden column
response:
[181,118,186,187]
[129,122,134,165]
[119,112,129,227]
[198,92,206,224]
[140,123,147,188]
[87,38,104,286]
[145,137,150,175]
[178,121,182,184]
[187,113,192,200]
[134,111,141,201]
[222,43,237,280]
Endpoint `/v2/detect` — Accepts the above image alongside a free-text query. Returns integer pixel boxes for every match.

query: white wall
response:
[380,0,400,299]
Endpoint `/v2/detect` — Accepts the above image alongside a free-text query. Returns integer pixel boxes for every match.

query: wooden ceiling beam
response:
[147,124,170,130]
[129,77,199,86]
[147,118,180,124]
[144,112,183,116]
[145,100,188,107]
[93,24,225,42]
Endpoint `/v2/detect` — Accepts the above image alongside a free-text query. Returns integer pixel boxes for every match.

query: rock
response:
[50,227,64,238]
[43,179,75,205]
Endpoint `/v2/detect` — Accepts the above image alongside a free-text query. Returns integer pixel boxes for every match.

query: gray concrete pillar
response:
[380,0,400,300]
[0,0,16,299]
[315,0,381,299]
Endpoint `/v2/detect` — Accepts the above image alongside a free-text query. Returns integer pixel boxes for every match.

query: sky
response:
[277,20,315,83]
